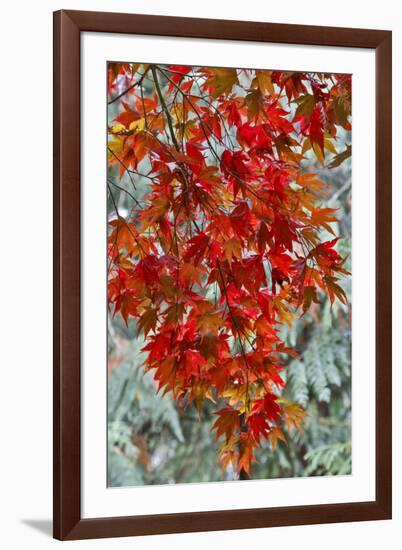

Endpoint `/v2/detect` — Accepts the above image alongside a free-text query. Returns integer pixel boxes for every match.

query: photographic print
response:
[107,62,352,487]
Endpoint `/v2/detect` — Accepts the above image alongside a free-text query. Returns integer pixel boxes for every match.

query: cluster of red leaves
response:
[107,63,351,477]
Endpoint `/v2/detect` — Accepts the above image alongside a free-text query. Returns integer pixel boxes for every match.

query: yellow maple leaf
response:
[224,238,242,263]
[256,70,275,97]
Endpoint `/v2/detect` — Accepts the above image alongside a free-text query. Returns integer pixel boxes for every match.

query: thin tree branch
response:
[150,65,180,151]
[108,67,150,105]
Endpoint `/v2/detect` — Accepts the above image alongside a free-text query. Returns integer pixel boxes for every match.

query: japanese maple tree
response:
[107,63,351,478]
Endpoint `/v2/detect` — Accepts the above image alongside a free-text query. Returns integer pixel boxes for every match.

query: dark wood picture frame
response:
[53,9,392,541]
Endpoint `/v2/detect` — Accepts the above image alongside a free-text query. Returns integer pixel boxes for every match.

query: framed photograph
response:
[53,10,392,540]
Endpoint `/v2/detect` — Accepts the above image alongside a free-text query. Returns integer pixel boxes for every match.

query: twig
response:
[108,67,150,105]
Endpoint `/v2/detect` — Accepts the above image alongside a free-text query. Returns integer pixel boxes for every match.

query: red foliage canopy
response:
[107,63,351,476]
